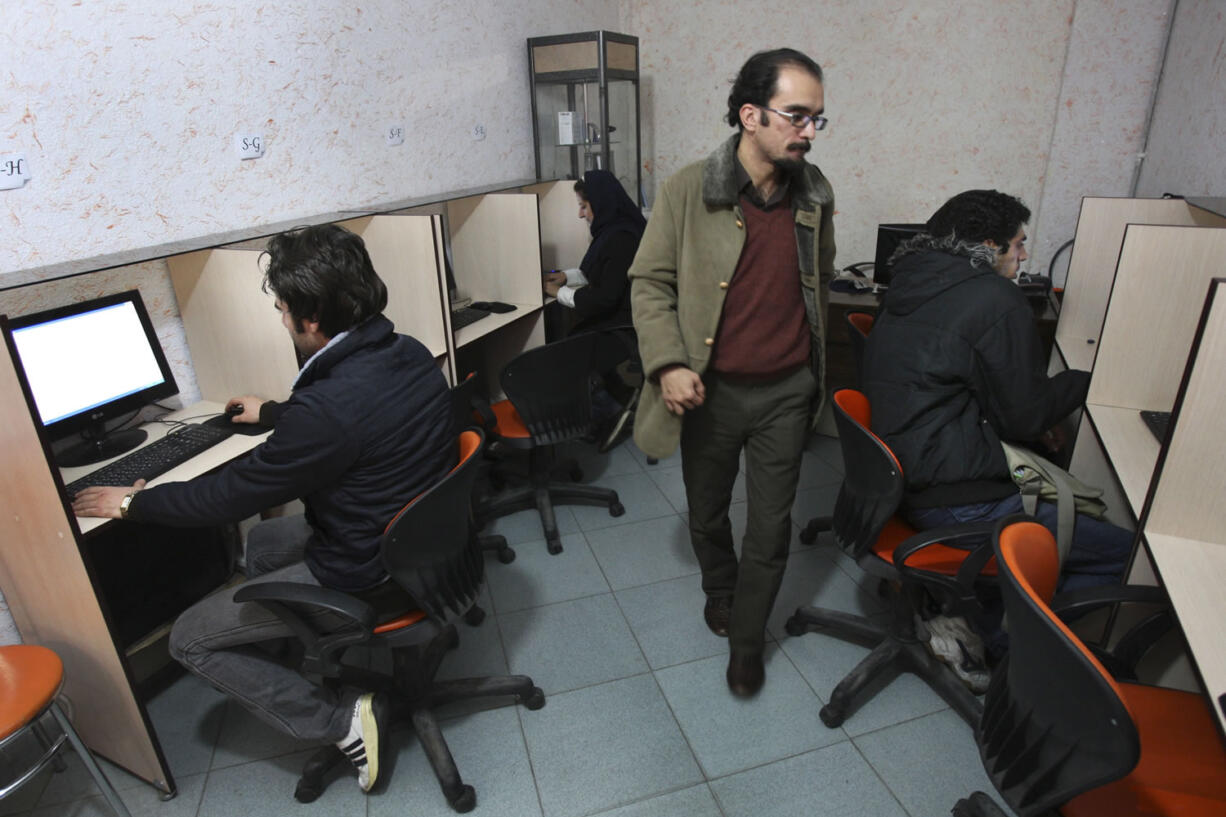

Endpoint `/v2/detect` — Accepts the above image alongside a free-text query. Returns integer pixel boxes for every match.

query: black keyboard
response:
[1139,410,1172,443]
[66,424,232,495]
[451,306,490,330]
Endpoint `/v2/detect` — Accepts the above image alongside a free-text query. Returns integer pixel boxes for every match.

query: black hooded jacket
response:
[129,315,455,591]
[571,169,646,333]
[861,238,1089,508]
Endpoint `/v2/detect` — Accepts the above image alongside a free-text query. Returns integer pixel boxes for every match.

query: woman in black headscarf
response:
[543,170,646,441]
[544,169,646,334]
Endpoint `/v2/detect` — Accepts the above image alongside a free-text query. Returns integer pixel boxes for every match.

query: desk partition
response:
[1138,278,1226,732]
[1056,197,1226,372]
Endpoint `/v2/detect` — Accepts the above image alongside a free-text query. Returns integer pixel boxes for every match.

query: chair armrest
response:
[233,581,377,676]
[892,521,999,619]
[1052,584,1177,680]
[1050,584,1168,618]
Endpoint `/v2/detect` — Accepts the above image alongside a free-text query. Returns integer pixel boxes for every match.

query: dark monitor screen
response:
[873,223,927,289]
[8,289,179,466]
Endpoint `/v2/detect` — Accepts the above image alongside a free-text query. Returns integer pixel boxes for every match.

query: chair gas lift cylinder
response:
[527,31,642,206]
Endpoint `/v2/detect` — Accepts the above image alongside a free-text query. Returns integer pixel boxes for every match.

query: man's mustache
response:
[787,141,811,153]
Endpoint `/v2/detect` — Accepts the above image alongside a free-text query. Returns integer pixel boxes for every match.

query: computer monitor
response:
[873,223,927,289]
[8,289,179,467]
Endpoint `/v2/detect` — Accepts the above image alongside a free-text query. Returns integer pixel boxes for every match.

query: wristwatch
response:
[119,492,136,520]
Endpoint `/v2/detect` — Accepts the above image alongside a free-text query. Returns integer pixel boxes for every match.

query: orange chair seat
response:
[490,400,531,440]
[871,516,999,577]
[372,609,428,634]
[1064,682,1226,816]
[0,645,63,738]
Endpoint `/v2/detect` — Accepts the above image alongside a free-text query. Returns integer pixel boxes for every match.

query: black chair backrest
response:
[381,429,486,623]
[844,310,874,384]
[500,333,597,445]
[830,389,905,560]
[449,371,495,436]
[980,516,1139,816]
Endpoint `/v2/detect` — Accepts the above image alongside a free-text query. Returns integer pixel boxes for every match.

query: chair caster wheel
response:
[463,606,486,626]
[819,704,845,728]
[799,528,819,545]
[449,784,476,813]
[609,502,625,517]
[646,456,658,465]
[522,687,546,710]
[546,537,564,555]
[497,547,516,564]
[784,616,806,637]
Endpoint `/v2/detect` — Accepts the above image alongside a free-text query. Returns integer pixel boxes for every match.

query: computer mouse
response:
[226,403,244,416]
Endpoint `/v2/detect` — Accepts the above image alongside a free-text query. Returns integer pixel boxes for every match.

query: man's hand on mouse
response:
[226,396,265,424]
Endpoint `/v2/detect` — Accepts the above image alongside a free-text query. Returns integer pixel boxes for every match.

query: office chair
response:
[449,372,515,564]
[587,325,642,455]
[234,429,544,813]
[954,515,1226,817]
[798,309,876,545]
[844,309,874,380]
[475,333,625,554]
[0,645,131,817]
[784,389,995,728]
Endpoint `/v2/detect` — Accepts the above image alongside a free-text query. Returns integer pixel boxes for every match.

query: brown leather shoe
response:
[726,650,765,697]
[703,595,733,637]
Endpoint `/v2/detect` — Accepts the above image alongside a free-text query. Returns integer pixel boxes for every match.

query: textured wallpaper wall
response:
[1136,0,1226,199]
[1034,0,1173,285]
[626,0,1079,269]
[1,0,620,279]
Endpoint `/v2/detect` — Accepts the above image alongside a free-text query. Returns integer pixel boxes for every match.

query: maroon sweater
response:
[709,193,810,379]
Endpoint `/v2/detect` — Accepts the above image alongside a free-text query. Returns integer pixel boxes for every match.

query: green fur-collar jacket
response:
[629,133,837,458]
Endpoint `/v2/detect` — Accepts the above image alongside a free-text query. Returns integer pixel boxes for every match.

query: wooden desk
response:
[1135,277,1226,733]
[0,374,268,794]
[1065,218,1226,733]
[64,403,270,535]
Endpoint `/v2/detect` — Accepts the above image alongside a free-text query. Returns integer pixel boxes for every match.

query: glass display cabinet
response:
[527,31,641,205]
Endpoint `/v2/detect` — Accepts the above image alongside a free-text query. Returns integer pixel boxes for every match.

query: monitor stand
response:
[55,425,148,468]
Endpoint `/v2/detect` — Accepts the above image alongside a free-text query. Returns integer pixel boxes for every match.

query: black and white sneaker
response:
[337,692,389,792]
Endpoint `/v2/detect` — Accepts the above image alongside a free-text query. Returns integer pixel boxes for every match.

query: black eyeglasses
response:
[758,105,829,131]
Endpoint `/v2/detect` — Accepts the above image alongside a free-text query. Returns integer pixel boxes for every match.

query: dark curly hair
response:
[262,224,388,337]
[726,49,824,130]
[925,190,1031,253]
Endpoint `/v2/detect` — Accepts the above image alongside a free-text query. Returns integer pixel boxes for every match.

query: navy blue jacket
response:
[130,315,455,591]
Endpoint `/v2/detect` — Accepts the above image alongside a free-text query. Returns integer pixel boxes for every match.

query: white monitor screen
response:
[12,299,170,426]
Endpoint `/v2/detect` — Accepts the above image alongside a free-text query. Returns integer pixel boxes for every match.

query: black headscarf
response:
[578,170,646,274]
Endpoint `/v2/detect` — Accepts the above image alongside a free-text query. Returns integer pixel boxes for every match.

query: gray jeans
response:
[167,515,356,743]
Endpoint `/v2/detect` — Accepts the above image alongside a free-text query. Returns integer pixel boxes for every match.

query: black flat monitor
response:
[873,223,927,289]
[8,289,179,467]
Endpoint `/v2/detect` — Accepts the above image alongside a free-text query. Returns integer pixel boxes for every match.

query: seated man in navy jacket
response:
[861,190,1129,676]
[72,223,454,793]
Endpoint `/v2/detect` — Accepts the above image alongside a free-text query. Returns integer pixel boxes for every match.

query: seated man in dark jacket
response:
[71,224,455,794]
[861,189,1130,664]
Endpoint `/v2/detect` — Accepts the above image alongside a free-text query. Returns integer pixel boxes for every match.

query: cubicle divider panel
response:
[523,180,591,273]
[1143,279,1226,544]
[1140,279,1226,727]
[1087,225,1226,412]
[1057,198,1226,371]
[0,327,172,791]
[446,193,546,309]
[168,249,297,404]
[333,215,449,358]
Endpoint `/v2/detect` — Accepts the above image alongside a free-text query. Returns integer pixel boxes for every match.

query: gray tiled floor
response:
[7,435,1016,817]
